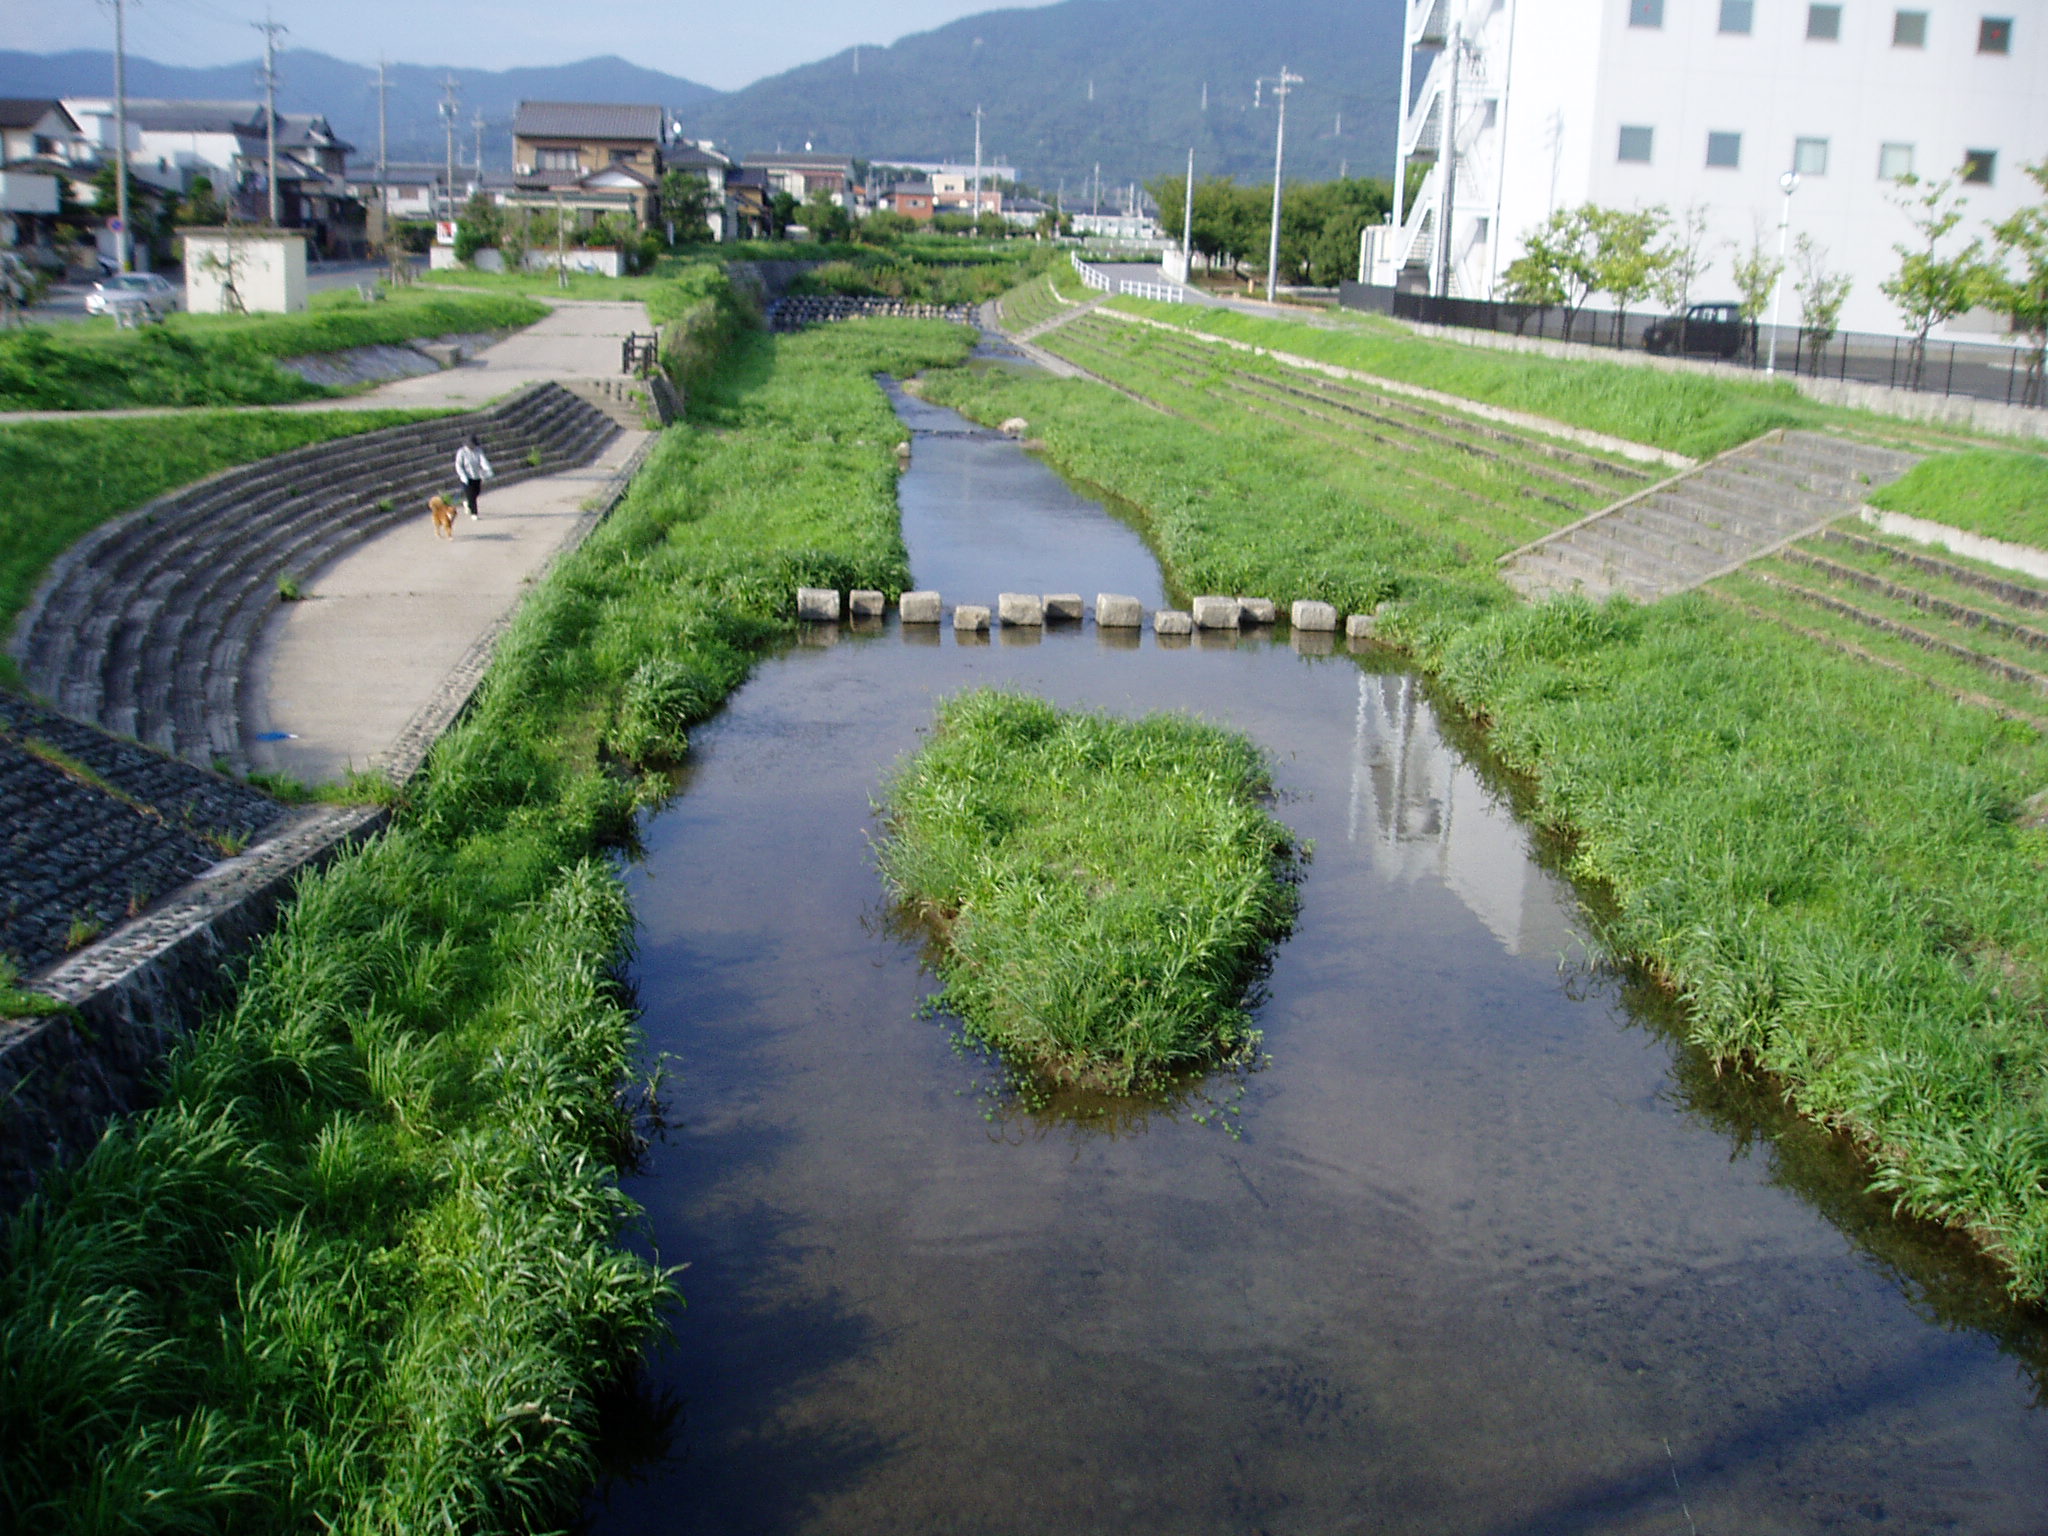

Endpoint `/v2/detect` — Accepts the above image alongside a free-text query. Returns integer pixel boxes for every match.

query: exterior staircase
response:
[10,382,618,771]
[1499,429,1922,603]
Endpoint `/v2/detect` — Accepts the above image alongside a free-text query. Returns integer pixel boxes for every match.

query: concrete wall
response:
[180,228,307,314]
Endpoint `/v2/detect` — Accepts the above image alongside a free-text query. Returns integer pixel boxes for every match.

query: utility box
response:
[178,228,308,314]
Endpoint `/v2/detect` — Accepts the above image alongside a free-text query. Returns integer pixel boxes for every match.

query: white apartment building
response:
[1369,0,2047,338]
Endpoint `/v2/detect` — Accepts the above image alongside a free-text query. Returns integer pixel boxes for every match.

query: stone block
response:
[1238,596,1277,625]
[1154,609,1194,636]
[1191,595,1240,629]
[953,604,992,632]
[796,586,840,622]
[1346,612,1378,639]
[1043,593,1084,621]
[1292,628,1336,656]
[1095,593,1144,627]
[899,590,943,623]
[998,592,1045,626]
[1291,599,1338,632]
[848,588,885,617]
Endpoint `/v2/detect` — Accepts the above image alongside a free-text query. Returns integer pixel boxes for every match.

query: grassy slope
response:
[937,285,2048,1300]
[0,289,547,410]
[1868,448,2048,548]
[1105,299,1855,459]
[880,689,1299,1090]
[0,282,977,1530]
[0,410,445,687]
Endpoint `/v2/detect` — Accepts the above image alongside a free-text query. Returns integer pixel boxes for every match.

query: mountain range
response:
[0,0,1402,191]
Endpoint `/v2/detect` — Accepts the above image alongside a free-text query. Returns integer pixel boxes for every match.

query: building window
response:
[1962,148,1997,183]
[1618,124,1655,162]
[1720,0,1755,31]
[1878,142,1915,179]
[1808,3,1843,38]
[1794,136,1830,174]
[1978,16,2013,51]
[1629,0,1665,26]
[535,147,579,171]
[1706,131,1742,167]
[1894,9,1928,43]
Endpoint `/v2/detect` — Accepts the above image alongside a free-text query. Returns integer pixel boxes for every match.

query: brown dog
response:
[428,494,458,540]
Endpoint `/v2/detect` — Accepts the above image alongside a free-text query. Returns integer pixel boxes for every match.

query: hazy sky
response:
[8,0,1064,90]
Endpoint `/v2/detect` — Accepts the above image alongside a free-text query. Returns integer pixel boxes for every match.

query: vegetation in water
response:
[930,297,2048,1301]
[879,689,1301,1092]
[0,409,448,687]
[0,288,545,410]
[0,263,977,1528]
[1867,447,2048,547]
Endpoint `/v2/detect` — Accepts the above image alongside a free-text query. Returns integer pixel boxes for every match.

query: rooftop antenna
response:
[254,11,287,225]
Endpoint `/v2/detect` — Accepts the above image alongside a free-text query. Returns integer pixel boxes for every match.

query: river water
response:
[585,382,2048,1534]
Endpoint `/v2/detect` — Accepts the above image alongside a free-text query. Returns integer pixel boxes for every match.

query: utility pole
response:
[254,12,286,226]
[439,75,460,222]
[1258,66,1302,303]
[1436,25,1459,297]
[374,59,392,234]
[972,104,983,223]
[1181,146,1194,277]
[110,0,131,270]
[472,112,485,186]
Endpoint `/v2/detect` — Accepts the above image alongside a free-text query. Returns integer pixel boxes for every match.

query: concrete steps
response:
[11,382,618,770]
[1500,429,1920,604]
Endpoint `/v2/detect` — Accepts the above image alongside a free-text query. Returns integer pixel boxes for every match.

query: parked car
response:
[85,271,183,318]
[1643,301,1750,358]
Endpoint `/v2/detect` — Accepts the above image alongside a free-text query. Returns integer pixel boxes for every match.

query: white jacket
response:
[455,443,495,482]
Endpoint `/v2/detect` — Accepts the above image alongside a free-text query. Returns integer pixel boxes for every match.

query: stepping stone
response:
[1154,609,1194,635]
[900,590,942,623]
[953,604,991,632]
[1043,593,1084,621]
[1291,599,1338,631]
[1095,593,1144,627]
[1346,612,1377,639]
[998,592,1045,625]
[797,586,840,622]
[1192,595,1241,629]
[848,589,885,617]
[1238,597,1277,624]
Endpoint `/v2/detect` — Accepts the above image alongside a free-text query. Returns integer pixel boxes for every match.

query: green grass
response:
[879,689,1301,1091]
[0,283,979,1529]
[419,258,700,304]
[0,410,447,686]
[0,289,546,410]
[1104,298,1859,459]
[1868,448,2048,548]
[918,345,2048,1301]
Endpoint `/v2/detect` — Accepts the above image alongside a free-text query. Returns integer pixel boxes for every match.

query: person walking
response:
[454,433,495,520]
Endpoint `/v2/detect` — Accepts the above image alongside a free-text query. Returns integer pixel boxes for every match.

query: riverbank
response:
[0,275,976,1527]
[928,306,2048,1301]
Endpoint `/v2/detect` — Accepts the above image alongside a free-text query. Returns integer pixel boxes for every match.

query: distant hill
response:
[688,0,1404,192]
[0,49,722,168]
[0,0,1402,192]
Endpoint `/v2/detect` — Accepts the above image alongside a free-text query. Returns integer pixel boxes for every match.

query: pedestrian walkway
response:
[247,299,653,781]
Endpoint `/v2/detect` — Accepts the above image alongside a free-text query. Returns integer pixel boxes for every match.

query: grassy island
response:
[880,690,1301,1092]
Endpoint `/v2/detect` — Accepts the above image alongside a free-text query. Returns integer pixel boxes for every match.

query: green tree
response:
[658,170,713,245]
[1590,204,1670,346]
[1984,157,2048,406]
[452,190,501,264]
[1792,231,1853,363]
[1726,218,1783,340]
[1881,174,1994,387]
[1653,203,1712,353]
[768,190,800,239]
[177,174,226,228]
[1503,205,1603,342]
[859,209,918,242]
[802,188,853,242]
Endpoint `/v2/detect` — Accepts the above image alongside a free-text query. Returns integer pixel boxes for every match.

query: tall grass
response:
[0,410,447,686]
[879,690,1301,1091]
[1868,448,2048,548]
[919,350,2048,1301]
[0,312,979,1529]
[0,290,546,410]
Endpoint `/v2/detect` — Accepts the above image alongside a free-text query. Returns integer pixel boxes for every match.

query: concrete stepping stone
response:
[1291,599,1339,631]
[1095,593,1144,627]
[900,590,942,623]
[998,593,1045,625]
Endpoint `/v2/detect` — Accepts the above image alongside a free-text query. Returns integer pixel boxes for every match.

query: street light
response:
[1765,169,1800,375]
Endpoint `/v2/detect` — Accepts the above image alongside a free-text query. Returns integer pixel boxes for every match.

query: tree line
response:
[1144,172,1402,287]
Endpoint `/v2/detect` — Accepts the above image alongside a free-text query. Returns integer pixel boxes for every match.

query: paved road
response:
[246,299,653,783]
[24,256,416,324]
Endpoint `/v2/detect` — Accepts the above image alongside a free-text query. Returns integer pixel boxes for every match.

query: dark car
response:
[1643,301,1750,358]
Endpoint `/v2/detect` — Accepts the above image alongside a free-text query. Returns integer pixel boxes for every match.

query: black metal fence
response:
[1335,282,2045,411]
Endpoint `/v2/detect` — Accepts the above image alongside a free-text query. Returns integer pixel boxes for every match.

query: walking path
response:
[248,299,653,782]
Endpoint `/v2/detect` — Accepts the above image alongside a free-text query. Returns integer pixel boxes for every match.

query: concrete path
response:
[246,299,653,783]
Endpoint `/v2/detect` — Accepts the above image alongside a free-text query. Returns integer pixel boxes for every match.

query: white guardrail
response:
[1070,252,1185,304]
[1071,250,1110,292]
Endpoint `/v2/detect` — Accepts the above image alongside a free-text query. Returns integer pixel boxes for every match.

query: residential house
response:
[509,101,665,228]
[744,150,856,203]
[882,181,936,222]
[662,139,735,241]
[0,99,88,258]
[1372,0,2048,337]
[725,166,773,237]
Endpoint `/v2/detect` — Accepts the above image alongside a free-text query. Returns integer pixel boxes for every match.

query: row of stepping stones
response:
[795,588,1383,638]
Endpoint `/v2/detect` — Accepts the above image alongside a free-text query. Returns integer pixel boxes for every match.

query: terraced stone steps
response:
[12,382,618,769]
[1501,431,1921,603]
